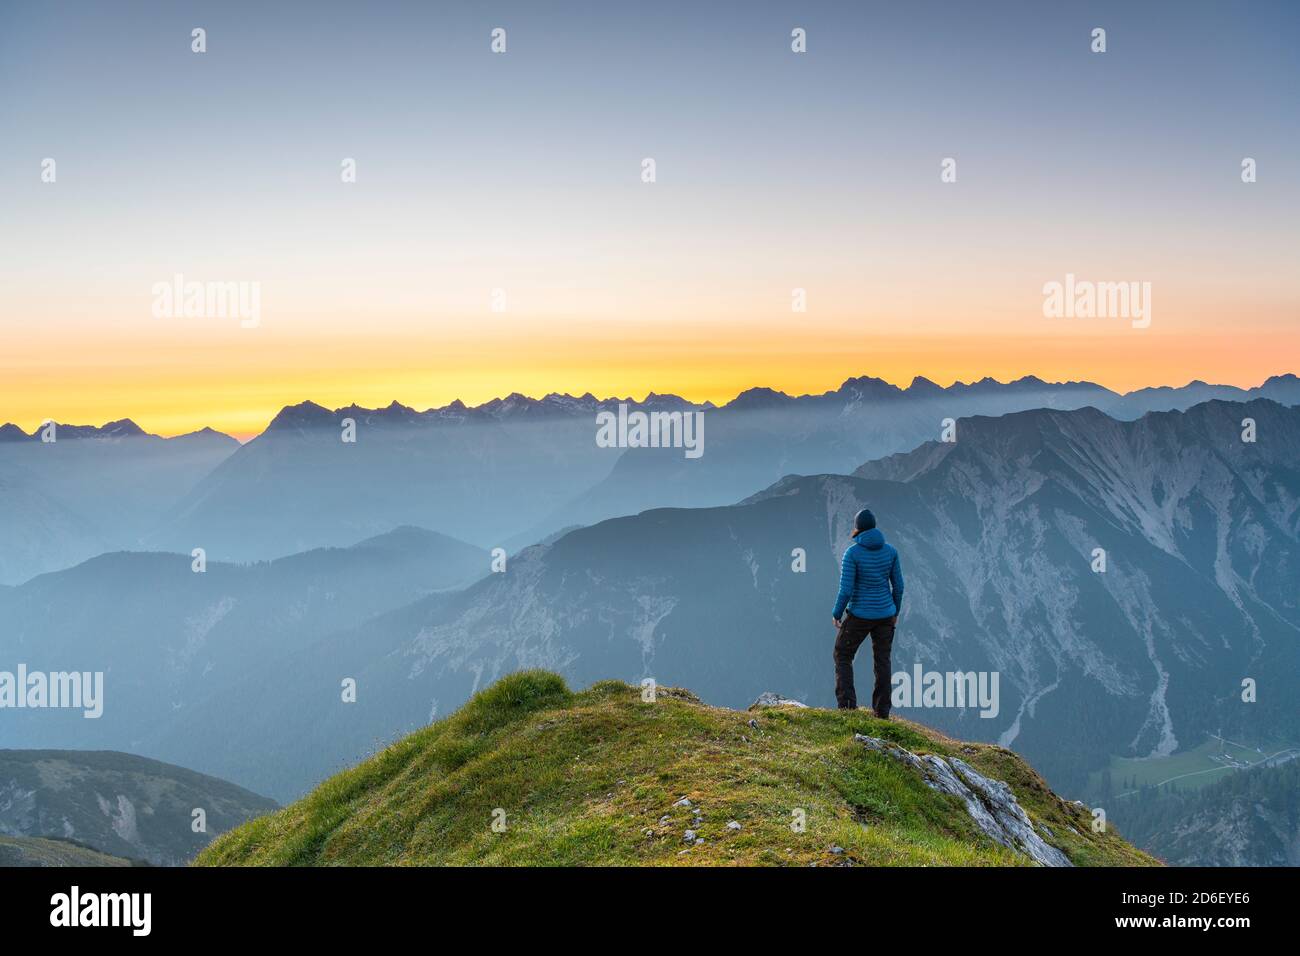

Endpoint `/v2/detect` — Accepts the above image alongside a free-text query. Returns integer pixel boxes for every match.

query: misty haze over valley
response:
[4,372,1298,866]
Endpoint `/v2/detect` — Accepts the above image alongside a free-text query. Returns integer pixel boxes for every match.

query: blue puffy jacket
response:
[832,527,904,621]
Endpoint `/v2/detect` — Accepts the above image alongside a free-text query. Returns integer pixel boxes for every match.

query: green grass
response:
[196,671,1157,867]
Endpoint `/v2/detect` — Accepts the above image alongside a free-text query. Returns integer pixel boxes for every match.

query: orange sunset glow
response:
[3,318,1295,440]
[3,1,1296,441]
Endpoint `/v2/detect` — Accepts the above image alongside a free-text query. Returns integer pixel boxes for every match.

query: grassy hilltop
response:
[197,671,1157,867]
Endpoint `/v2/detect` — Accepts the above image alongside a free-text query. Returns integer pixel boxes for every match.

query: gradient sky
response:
[2,0,1297,438]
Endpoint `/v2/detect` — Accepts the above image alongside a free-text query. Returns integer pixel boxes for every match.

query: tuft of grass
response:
[196,672,1159,867]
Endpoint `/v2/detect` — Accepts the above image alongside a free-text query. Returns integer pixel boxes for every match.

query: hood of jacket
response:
[854,527,886,550]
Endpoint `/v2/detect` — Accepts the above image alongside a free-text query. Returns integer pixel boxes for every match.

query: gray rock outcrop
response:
[750,692,809,709]
[855,734,1072,867]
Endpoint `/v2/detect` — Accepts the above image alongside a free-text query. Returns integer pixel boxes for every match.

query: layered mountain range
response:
[3,373,1295,584]
[0,425,236,584]
[1,526,486,774]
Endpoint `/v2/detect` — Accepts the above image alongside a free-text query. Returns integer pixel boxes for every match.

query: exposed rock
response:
[655,687,702,704]
[855,734,1072,867]
[726,821,742,831]
[684,830,697,843]
[750,692,809,709]
[673,797,692,808]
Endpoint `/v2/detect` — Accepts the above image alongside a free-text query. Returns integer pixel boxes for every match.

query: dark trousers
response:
[834,612,895,715]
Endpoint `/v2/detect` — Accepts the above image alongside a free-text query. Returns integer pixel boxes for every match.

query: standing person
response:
[831,508,904,715]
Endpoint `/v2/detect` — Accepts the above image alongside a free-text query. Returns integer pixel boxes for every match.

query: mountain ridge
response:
[0,419,237,443]
[202,369,1300,436]
[11,372,1296,441]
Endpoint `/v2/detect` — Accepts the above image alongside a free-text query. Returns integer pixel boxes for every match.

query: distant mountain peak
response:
[725,386,794,410]
[836,375,903,397]
[266,401,335,431]
[99,418,146,436]
[31,419,151,441]
[0,420,233,443]
[169,426,238,446]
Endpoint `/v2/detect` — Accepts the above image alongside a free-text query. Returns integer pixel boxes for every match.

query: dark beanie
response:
[853,509,876,535]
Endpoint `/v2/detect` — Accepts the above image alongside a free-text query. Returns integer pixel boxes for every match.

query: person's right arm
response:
[832,548,854,624]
